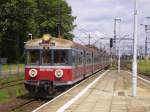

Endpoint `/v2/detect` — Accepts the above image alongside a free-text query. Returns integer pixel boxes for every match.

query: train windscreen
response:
[53,50,69,66]
[26,49,71,66]
[27,50,40,65]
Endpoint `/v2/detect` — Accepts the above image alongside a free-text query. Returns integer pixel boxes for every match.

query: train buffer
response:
[33,70,150,112]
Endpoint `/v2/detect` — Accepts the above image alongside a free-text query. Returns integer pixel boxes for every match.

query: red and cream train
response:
[24,34,110,97]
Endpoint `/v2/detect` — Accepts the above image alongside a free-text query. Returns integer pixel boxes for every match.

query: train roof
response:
[25,34,101,53]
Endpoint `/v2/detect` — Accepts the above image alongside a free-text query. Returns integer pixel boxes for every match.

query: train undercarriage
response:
[24,80,55,98]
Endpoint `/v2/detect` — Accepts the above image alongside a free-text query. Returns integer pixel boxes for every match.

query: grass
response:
[0,90,10,103]
[110,63,118,70]
[122,59,150,77]
[0,73,24,84]
[0,84,28,104]
[0,72,25,103]
[138,59,150,76]
[15,85,26,97]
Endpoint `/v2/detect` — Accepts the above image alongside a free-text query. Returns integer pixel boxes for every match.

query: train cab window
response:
[42,50,51,65]
[27,50,40,65]
[53,50,69,66]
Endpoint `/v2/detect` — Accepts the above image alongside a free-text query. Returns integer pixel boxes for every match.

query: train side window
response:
[78,51,83,65]
[42,50,51,65]
[72,50,76,65]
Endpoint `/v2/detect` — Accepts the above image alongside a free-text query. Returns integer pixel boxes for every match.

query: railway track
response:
[10,90,66,112]
[0,78,24,85]
[11,99,46,112]
[0,80,24,89]
[11,99,36,111]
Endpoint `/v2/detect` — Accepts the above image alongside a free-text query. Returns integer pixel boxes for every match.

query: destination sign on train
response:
[39,42,55,46]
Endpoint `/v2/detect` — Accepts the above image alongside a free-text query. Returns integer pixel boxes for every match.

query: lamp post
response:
[117,19,121,73]
[114,18,121,67]
[114,19,117,57]
[132,0,138,97]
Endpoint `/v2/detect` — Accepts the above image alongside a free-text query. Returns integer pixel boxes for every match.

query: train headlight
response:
[55,69,63,78]
[42,34,51,42]
[29,69,38,78]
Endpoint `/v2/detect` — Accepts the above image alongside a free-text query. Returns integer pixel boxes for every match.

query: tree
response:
[34,0,76,39]
[0,0,76,63]
[0,0,35,62]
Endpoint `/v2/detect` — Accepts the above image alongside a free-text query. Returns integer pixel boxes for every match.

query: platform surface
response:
[34,70,150,112]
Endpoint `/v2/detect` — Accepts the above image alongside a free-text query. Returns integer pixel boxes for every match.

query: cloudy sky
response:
[67,0,150,47]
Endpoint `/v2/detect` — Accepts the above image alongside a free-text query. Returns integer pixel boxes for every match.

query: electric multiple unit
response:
[24,34,110,97]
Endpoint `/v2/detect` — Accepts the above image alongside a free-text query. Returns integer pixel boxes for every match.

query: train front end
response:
[24,34,73,96]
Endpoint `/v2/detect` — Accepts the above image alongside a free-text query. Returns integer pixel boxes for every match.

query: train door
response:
[85,51,88,76]
[72,49,78,80]
[77,50,84,79]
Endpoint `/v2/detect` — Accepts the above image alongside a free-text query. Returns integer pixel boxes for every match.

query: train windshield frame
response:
[41,49,52,65]
[26,49,72,66]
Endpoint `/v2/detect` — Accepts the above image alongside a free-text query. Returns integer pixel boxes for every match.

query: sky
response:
[66,0,150,51]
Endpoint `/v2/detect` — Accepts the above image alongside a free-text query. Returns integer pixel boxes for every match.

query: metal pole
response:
[145,36,148,59]
[89,33,91,48]
[118,20,121,72]
[144,24,150,59]
[110,43,112,67]
[114,18,121,72]
[132,0,138,97]
[118,43,121,72]
[114,19,117,57]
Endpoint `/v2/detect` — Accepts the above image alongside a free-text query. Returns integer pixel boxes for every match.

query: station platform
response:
[33,70,150,112]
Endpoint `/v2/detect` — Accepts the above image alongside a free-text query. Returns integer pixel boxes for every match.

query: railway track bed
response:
[0,83,70,112]
[11,91,65,112]
[0,80,24,90]
[0,94,47,112]
[0,70,104,112]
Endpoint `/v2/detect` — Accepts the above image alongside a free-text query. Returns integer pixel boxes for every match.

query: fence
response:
[0,64,25,77]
